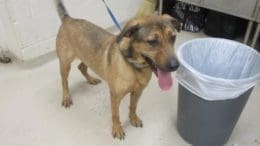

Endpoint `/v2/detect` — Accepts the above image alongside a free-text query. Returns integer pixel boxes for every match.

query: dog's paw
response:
[62,98,73,108]
[112,125,125,140]
[88,78,101,85]
[130,114,143,128]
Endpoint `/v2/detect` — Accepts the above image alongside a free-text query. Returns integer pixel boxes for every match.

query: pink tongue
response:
[157,68,173,91]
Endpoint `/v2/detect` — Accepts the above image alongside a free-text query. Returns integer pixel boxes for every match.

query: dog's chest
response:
[133,69,152,89]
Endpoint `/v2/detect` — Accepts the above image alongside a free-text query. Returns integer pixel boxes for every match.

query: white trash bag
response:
[176,38,260,101]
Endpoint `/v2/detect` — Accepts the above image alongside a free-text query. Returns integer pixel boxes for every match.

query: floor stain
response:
[255,137,260,144]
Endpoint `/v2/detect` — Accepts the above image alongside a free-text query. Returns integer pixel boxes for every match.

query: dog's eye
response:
[170,35,176,43]
[146,39,159,47]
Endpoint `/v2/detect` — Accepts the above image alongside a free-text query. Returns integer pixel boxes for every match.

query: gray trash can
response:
[176,38,260,146]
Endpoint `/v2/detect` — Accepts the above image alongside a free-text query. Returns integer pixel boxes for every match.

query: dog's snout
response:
[166,58,179,71]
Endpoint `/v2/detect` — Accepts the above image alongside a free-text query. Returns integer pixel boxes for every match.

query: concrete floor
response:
[0,31,260,146]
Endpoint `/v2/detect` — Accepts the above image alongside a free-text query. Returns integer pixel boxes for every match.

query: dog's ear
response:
[162,14,181,32]
[116,19,141,43]
[117,18,142,57]
[118,37,132,57]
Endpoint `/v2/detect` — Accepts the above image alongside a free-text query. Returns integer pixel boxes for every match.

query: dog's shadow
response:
[70,81,93,96]
[69,79,110,108]
[69,80,136,130]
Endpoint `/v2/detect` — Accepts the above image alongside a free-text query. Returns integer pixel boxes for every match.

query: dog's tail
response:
[54,0,69,20]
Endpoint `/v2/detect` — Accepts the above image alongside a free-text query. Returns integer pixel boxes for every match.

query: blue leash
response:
[102,0,121,30]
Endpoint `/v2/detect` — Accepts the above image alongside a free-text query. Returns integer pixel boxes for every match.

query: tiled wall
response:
[0,0,141,60]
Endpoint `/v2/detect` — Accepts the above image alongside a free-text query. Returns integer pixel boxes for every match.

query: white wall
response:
[0,0,141,60]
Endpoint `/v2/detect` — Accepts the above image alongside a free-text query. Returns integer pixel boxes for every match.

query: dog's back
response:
[55,0,115,77]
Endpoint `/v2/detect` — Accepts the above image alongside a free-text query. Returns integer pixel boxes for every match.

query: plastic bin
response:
[176,38,260,146]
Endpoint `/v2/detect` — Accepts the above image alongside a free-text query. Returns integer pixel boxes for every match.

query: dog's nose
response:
[166,58,179,71]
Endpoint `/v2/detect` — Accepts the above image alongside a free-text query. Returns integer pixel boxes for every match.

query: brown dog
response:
[55,0,180,140]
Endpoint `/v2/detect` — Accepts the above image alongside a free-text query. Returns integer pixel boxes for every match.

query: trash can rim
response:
[177,38,260,83]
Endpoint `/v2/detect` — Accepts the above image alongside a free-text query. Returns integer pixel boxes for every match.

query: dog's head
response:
[117,14,181,90]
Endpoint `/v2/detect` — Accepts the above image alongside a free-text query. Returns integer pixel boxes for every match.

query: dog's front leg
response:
[129,90,143,127]
[110,92,125,140]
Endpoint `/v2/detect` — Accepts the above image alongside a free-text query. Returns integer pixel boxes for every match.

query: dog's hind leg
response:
[59,58,74,108]
[57,44,75,108]
[78,62,101,85]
